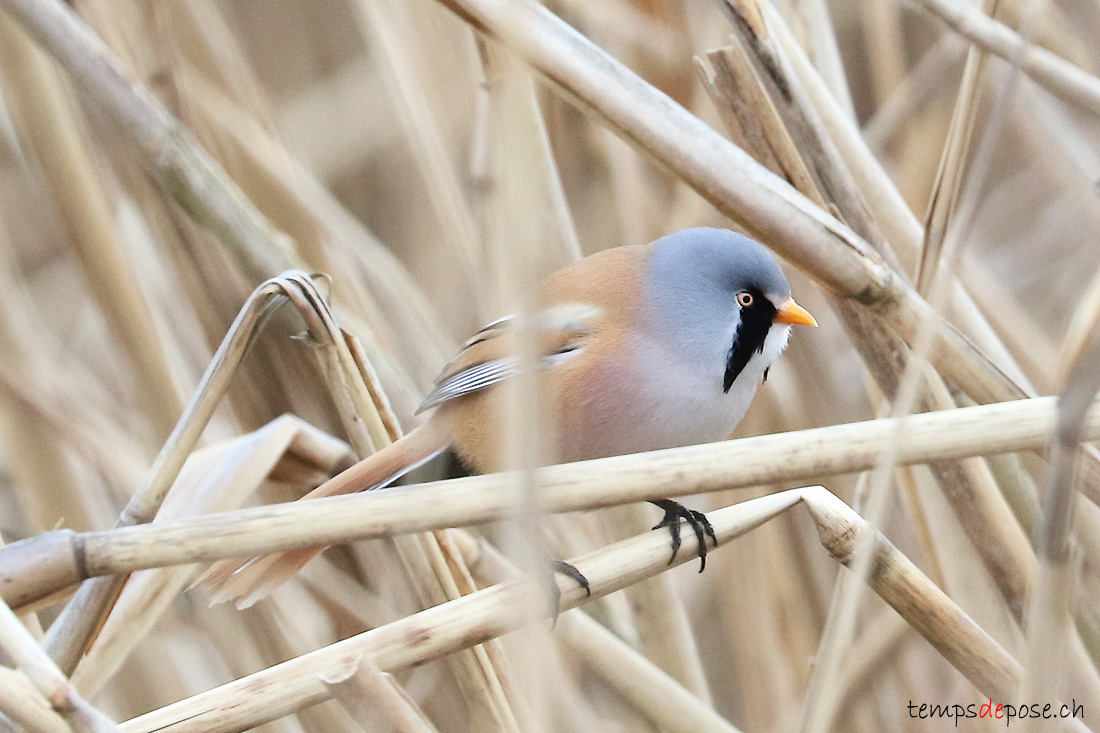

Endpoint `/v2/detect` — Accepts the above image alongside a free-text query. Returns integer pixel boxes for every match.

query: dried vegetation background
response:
[0,0,1099,731]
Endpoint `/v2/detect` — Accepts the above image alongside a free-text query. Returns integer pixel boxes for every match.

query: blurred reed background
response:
[1,0,1099,731]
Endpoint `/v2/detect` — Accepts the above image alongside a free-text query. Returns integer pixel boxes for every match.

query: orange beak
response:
[775,299,818,327]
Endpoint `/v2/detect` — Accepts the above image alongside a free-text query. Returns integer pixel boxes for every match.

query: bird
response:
[198,227,817,607]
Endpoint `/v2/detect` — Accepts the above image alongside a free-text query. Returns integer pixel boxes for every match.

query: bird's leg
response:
[544,560,590,625]
[650,499,718,572]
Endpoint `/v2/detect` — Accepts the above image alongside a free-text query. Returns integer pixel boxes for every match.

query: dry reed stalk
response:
[554,0,680,70]
[823,612,914,732]
[709,0,1035,622]
[353,0,484,315]
[1023,288,1100,714]
[0,13,183,438]
[759,0,1033,391]
[41,273,307,673]
[0,0,296,282]
[149,0,332,265]
[319,657,441,733]
[70,416,353,694]
[811,47,1058,728]
[449,531,736,732]
[858,0,907,110]
[795,0,852,120]
[703,7,1043,720]
[757,5,1100,643]
[862,36,967,153]
[0,218,90,535]
[117,487,1021,732]
[480,34,711,703]
[0,666,69,733]
[474,36,614,727]
[908,0,1100,117]
[432,0,1063,461]
[171,272,522,729]
[283,273,525,732]
[756,0,1100,610]
[917,0,1001,298]
[959,254,1057,394]
[0,347,149,501]
[556,611,740,733]
[0,595,121,732]
[3,394,1095,610]
[158,61,451,399]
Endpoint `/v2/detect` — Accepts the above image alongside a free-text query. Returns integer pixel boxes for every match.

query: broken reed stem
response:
[41,275,300,673]
[319,657,440,733]
[0,595,121,732]
[908,0,1100,118]
[707,8,1034,721]
[757,0,1034,392]
[432,0,1041,420]
[281,272,524,731]
[0,0,1065,480]
[3,395,1097,610]
[705,4,1034,621]
[118,487,1019,733]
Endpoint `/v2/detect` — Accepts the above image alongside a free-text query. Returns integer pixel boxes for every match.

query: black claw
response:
[650,499,718,572]
[546,560,590,626]
[553,560,591,597]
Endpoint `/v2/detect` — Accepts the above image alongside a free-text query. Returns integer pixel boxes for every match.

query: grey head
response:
[643,227,793,393]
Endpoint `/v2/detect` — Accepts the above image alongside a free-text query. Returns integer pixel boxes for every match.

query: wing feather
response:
[415,304,600,414]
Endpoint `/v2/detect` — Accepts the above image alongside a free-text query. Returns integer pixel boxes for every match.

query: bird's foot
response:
[650,499,718,572]
[546,560,590,626]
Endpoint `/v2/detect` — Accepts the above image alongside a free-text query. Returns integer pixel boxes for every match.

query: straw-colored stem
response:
[908,0,1100,118]
[759,0,1036,392]
[0,13,183,438]
[708,1,1034,618]
[0,595,121,732]
[3,395,1096,608]
[353,0,484,312]
[0,666,69,733]
[1024,324,1100,709]
[862,35,966,153]
[283,270,523,731]
[557,610,740,733]
[70,416,353,694]
[453,533,738,733]
[0,0,296,281]
[319,656,440,733]
[41,276,297,673]
[118,487,1019,732]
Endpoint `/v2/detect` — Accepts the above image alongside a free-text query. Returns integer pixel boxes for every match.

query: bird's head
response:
[644,228,817,393]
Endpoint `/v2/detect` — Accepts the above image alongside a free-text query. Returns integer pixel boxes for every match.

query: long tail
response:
[194,421,451,608]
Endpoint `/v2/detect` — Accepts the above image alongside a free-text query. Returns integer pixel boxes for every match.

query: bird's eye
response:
[736,291,755,307]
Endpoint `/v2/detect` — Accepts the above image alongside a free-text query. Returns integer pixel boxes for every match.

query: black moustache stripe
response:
[723,293,777,393]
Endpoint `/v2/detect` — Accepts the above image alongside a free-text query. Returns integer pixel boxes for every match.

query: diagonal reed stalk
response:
[2,0,1099,728]
[117,486,1019,733]
[2,394,1098,609]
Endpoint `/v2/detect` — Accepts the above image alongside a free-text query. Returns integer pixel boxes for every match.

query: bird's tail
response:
[193,421,450,608]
